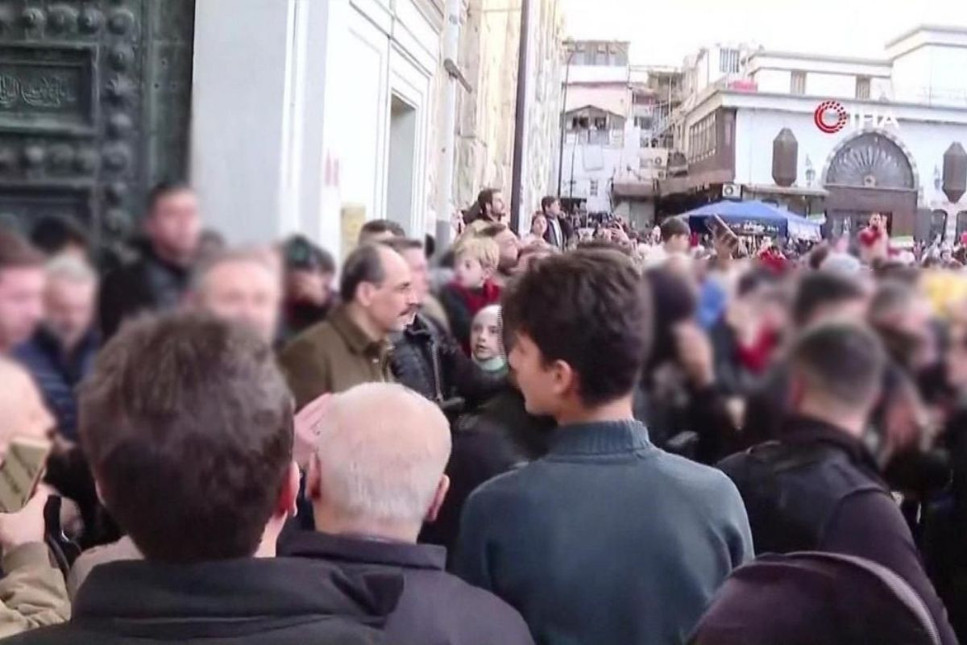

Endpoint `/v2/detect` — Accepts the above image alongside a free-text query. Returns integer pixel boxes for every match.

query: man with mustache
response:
[280,243,419,409]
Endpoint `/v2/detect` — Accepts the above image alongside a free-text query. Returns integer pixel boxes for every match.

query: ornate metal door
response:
[0,0,195,246]
[825,132,915,190]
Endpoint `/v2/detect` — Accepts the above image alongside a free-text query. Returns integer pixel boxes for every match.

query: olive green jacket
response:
[279,305,394,409]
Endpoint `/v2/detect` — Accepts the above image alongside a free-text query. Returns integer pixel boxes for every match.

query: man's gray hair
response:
[46,254,97,285]
[314,383,451,524]
[190,248,278,293]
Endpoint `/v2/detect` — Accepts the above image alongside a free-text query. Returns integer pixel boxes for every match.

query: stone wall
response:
[521,0,566,227]
[448,0,564,230]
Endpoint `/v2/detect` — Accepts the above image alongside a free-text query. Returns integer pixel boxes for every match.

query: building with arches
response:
[658,25,967,240]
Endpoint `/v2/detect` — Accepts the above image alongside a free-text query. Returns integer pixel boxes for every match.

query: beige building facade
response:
[448,0,566,228]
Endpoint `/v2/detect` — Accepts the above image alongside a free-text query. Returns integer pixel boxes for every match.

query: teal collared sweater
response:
[454,420,752,645]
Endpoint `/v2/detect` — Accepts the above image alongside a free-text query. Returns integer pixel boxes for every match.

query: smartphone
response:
[0,436,51,513]
[708,215,739,254]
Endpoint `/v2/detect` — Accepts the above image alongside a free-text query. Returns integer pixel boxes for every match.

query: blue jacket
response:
[13,328,99,441]
[454,419,753,645]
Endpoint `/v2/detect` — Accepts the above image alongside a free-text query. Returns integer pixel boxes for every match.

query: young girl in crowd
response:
[469,305,507,376]
[522,213,548,246]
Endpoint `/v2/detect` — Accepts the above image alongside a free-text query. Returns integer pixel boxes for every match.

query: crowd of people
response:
[0,180,965,644]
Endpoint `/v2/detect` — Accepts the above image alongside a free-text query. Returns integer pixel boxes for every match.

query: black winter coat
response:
[98,245,190,339]
[718,417,958,645]
[1,558,396,645]
[391,313,503,414]
[280,531,534,645]
[419,388,555,557]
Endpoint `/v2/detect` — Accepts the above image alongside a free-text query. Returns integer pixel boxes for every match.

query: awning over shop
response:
[681,199,822,240]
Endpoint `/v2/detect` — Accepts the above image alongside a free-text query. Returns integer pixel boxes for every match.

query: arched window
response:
[956,211,967,239]
[826,132,915,189]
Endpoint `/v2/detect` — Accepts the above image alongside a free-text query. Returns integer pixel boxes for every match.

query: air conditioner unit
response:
[722,183,741,199]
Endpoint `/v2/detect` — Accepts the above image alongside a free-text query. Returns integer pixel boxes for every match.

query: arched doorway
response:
[823,131,918,237]
[956,211,967,240]
[930,210,948,243]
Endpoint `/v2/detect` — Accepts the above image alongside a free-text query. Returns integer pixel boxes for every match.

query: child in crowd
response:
[470,305,507,375]
[439,236,502,354]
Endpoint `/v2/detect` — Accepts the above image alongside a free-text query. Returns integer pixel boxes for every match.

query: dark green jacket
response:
[279,305,393,409]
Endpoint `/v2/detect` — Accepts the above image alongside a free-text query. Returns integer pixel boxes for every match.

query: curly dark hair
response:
[501,249,653,406]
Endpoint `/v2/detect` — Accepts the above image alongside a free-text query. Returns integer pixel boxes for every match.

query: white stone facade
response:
[670,26,967,239]
[191,0,563,257]
[559,44,672,221]
[729,96,967,230]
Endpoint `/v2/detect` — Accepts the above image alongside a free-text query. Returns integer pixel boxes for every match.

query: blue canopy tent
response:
[681,200,822,241]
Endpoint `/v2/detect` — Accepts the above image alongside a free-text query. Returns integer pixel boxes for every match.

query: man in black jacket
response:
[98,182,201,339]
[385,238,502,415]
[280,382,534,645]
[718,322,956,645]
[540,196,572,249]
[6,314,397,645]
[742,270,869,447]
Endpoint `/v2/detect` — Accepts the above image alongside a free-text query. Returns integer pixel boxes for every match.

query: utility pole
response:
[509,0,531,234]
[557,46,576,196]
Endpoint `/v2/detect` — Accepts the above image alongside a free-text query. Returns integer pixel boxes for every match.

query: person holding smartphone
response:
[0,358,70,637]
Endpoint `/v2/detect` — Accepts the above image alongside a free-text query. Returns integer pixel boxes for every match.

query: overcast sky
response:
[560,0,967,66]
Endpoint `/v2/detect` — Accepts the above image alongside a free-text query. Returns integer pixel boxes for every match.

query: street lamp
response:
[557,41,577,197]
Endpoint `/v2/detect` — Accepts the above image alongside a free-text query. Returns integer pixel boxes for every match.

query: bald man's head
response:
[0,357,53,460]
[308,383,451,541]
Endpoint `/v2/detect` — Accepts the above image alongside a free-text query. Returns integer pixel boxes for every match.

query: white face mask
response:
[475,355,508,373]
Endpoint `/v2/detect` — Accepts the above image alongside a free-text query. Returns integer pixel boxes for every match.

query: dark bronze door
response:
[0,0,195,247]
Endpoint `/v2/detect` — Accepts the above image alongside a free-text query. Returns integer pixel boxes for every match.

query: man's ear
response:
[356,283,375,307]
[277,461,300,518]
[424,475,450,524]
[551,359,576,399]
[306,453,323,502]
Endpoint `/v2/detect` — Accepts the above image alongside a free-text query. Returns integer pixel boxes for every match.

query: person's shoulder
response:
[464,462,537,510]
[653,449,746,503]
[280,319,339,355]
[418,569,532,637]
[438,281,462,298]
[822,450,886,492]
[102,252,150,282]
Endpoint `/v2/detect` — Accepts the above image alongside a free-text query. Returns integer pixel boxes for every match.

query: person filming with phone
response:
[0,357,70,637]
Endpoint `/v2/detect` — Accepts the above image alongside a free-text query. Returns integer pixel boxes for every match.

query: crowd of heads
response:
[4,186,967,645]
